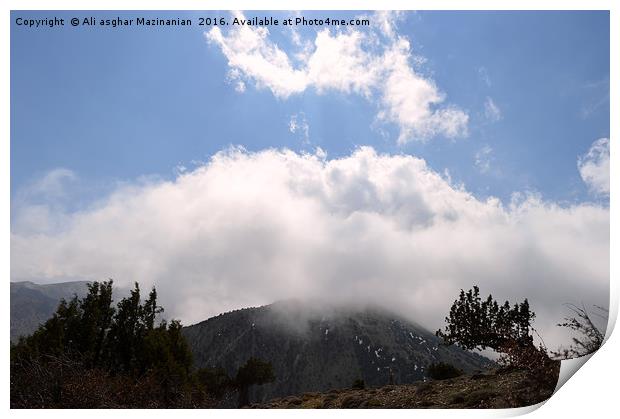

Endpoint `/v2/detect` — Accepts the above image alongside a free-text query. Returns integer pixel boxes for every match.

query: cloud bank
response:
[11,147,609,349]
[206,11,468,144]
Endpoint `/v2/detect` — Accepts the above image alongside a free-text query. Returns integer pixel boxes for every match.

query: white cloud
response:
[578,138,610,196]
[11,148,609,350]
[11,168,77,235]
[474,145,493,174]
[206,12,307,98]
[372,11,404,39]
[289,113,310,144]
[206,12,468,143]
[484,97,502,122]
[23,168,77,199]
[378,38,469,144]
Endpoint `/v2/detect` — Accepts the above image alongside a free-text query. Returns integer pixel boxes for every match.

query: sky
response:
[10,11,610,350]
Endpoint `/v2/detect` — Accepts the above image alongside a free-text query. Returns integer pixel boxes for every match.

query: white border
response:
[2,1,617,418]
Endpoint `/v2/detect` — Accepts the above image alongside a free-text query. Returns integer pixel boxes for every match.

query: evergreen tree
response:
[234,357,275,407]
[11,280,200,408]
[436,286,536,354]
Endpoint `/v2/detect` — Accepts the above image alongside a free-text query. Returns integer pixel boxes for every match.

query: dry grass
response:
[253,364,560,409]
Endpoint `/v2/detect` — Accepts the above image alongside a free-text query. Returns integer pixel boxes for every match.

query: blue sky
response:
[10,11,610,344]
[11,11,609,205]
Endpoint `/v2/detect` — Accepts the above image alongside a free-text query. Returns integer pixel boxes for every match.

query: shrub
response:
[551,304,607,359]
[367,398,382,407]
[497,340,559,387]
[427,362,462,380]
[195,366,233,399]
[351,378,365,390]
[464,388,498,407]
[341,394,364,408]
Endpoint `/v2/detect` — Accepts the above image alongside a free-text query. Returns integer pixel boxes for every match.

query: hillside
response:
[10,281,91,341]
[182,300,493,404]
[255,366,559,408]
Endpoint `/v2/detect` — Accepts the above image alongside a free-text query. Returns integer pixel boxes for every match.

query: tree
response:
[234,357,275,407]
[551,304,607,359]
[196,366,233,399]
[11,281,115,364]
[77,281,115,366]
[436,286,559,386]
[106,282,143,373]
[11,280,201,408]
[436,286,538,363]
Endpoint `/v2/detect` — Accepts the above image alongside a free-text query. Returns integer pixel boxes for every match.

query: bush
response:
[10,354,217,408]
[551,304,607,359]
[195,366,233,399]
[497,340,559,387]
[427,362,462,380]
[366,398,382,407]
[341,394,364,408]
[351,378,365,390]
[464,388,498,407]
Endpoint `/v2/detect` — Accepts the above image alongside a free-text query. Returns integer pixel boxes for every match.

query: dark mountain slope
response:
[183,300,492,403]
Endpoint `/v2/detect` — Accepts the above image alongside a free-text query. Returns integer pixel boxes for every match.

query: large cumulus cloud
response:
[11,147,609,349]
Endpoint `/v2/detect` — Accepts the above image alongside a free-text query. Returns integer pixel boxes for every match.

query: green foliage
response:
[234,357,275,407]
[435,285,559,387]
[10,280,200,408]
[12,281,192,378]
[11,280,278,408]
[11,281,116,364]
[235,357,275,387]
[435,285,535,353]
[196,366,233,398]
[427,362,462,380]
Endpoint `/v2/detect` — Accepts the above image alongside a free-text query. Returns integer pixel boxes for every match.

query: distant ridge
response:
[10,280,91,341]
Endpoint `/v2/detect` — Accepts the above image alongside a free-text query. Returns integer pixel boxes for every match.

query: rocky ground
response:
[252,366,559,409]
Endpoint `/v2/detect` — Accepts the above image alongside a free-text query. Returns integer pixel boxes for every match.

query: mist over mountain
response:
[183,300,492,404]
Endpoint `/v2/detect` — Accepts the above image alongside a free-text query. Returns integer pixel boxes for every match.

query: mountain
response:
[182,300,492,404]
[10,281,91,342]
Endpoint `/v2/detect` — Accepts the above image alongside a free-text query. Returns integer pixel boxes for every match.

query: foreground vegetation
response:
[10,281,273,408]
